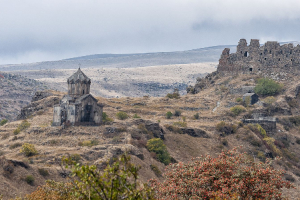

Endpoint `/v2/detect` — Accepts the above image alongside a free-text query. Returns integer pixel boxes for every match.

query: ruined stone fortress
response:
[53,68,103,126]
[217,39,300,76]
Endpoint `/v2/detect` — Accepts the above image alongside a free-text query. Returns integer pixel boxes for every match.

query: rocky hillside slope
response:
[0,72,49,121]
[1,72,300,198]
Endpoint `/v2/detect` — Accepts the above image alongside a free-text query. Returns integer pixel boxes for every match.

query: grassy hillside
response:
[1,72,300,198]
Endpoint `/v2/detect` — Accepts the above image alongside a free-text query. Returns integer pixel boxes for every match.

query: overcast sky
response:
[1,0,300,64]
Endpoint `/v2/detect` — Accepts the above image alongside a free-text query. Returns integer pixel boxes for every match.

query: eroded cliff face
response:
[218,39,300,78]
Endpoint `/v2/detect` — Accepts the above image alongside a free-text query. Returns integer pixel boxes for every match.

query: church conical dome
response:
[67,68,91,84]
[67,68,91,97]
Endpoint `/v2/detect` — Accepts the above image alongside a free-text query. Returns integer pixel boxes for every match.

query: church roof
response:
[67,68,91,83]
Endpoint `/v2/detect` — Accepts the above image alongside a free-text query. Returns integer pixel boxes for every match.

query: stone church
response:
[53,68,103,126]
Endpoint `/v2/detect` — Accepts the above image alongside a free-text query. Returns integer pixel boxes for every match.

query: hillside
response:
[0,45,234,72]
[1,72,300,198]
[0,72,49,121]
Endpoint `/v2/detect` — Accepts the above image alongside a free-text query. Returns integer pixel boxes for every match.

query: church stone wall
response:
[218,39,300,77]
[53,106,62,126]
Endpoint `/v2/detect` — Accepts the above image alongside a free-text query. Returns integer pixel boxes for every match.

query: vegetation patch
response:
[165,111,173,119]
[230,105,246,116]
[133,113,141,118]
[164,124,183,134]
[216,121,237,135]
[9,142,22,149]
[25,175,35,185]
[193,113,199,119]
[254,78,282,96]
[102,112,113,123]
[116,111,128,120]
[20,143,38,157]
[0,119,8,126]
[173,121,187,128]
[150,164,162,177]
[78,140,99,147]
[38,168,50,177]
[147,138,171,165]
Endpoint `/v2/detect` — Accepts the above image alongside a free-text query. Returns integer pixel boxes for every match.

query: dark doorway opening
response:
[249,68,253,72]
[244,52,248,57]
[82,105,92,122]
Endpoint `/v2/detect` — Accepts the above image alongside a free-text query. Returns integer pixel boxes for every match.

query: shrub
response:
[13,128,20,135]
[173,121,187,127]
[193,113,199,119]
[20,143,38,157]
[133,113,141,118]
[166,89,180,99]
[60,154,154,199]
[19,120,31,131]
[164,124,183,134]
[102,112,113,123]
[165,111,173,119]
[216,121,237,135]
[69,154,81,164]
[25,180,75,199]
[78,140,99,147]
[38,168,49,177]
[174,110,181,117]
[0,119,8,126]
[25,175,35,185]
[263,96,276,105]
[116,111,128,120]
[230,105,246,116]
[236,97,243,103]
[150,164,162,177]
[147,138,171,165]
[254,78,282,96]
[149,147,294,199]
[9,142,22,149]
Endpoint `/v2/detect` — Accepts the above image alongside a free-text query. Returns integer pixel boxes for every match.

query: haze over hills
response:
[0,45,236,71]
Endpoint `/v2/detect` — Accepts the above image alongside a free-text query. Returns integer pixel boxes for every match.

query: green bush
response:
[38,168,49,177]
[102,112,113,122]
[0,119,8,126]
[25,175,35,185]
[166,89,180,99]
[254,78,282,96]
[147,138,171,165]
[13,128,21,135]
[69,154,81,164]
[166,111,173,119]
[78,140,99,147]
[236,97,243,103]
[116,111,128,120]
[194,113,199,119]
[20,143,38,157]
[133,113,141,118]
[230,105,246,116]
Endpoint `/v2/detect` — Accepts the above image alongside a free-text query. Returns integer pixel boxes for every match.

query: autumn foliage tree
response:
[149,148,294,199]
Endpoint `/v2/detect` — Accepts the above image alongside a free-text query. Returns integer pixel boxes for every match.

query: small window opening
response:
[82,90,85,94]
[258,68,260,71]
[241,51,243,54]
[264,58,267,60]
[260,53,263,55]
[269,50,272,54]
[291,59,293,61]
[249,68,253,72]
[278,58,280,61]
[244,52,248,57]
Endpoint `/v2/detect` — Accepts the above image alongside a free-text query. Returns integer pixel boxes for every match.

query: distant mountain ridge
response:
[0,45,236,72]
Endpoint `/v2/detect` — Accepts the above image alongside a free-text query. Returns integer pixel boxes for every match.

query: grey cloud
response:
[1,0,300,64]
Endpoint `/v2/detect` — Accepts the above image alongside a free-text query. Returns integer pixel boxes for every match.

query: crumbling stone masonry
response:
[53,68,104,126]
[218,39,300,76]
